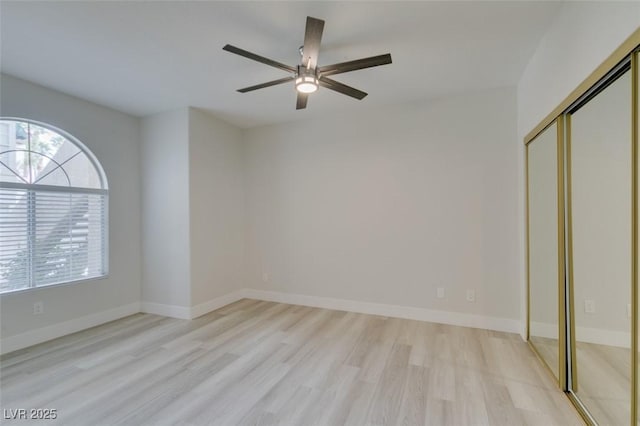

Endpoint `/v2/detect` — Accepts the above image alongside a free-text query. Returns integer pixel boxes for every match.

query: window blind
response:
[0,185,107,293]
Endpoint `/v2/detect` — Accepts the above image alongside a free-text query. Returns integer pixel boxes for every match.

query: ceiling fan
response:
[223,16,392,110]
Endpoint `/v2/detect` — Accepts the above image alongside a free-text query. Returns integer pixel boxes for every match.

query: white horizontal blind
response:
[0,186,107,293]
[0,187,29,292]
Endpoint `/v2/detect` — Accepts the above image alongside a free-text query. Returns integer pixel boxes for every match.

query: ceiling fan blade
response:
[318,54,392,77]
[318,77,367,100]
[223,44,296,73]
[302,17,325,70]
[237,76,295,93]
[296,92,308,110]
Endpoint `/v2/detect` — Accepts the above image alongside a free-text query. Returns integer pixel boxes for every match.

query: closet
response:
[527,43,639,424]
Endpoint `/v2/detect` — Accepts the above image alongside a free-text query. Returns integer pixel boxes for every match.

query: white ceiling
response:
[0,1,562,128]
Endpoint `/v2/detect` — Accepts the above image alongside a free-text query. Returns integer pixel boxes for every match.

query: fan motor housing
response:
[295,65,319,93]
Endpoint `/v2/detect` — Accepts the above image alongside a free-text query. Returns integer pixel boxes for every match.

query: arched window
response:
[0,119,108,293]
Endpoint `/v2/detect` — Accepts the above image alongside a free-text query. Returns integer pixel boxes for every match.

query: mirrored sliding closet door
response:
[636,50,640,426]
[527,120,564,384]
[527,38,640,426]
[567,67,632,426]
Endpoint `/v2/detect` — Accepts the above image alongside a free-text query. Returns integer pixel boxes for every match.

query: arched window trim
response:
[0,117,109,294]
[0,117,109,190]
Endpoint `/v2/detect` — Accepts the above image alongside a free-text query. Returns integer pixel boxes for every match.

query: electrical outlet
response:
[466,289,475,302]
[584,300,595,314]
[262,272,269,282]
[437,287,445,299]
[33,301,44,315]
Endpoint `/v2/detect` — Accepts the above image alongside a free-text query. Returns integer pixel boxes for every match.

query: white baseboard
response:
[243,289,521,334]
[190,290,246,318]
[141,290,247,320]
[0,288,526,355]
[519,325,527,341]
[0,302,141,355]
[0,291,246,355]
[530,321,630,348]
[530,321,559,339]
[140,301,191,319]
[577,327,630,349]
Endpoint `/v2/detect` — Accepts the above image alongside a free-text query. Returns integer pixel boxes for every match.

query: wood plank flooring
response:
[575,341,630,426]
[531,335,632,425]
[0,299,582,425]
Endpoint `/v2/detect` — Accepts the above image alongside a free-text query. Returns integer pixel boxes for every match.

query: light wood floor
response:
[1,299,582,425]
[575,341,630,426]
[531,335,631,425]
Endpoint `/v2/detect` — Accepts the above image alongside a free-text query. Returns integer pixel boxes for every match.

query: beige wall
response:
[188,108,245,307]
[4,2,637,345]
[517,2,640,138]
[244,87,521,321]
[0,74,142,338]
[141,108,191,308]
[516,1,640,337]
[140,107,246,313]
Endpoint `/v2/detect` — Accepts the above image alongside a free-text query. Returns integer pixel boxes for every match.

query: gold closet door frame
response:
[524,29,640,145]
[564,54,639,426]
[523,28,640,426]
[525,118,567,391]
[633,50,638,426]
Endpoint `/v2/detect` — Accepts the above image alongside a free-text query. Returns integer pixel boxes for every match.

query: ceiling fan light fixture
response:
[295,75,318,93]
[224,16,392,109]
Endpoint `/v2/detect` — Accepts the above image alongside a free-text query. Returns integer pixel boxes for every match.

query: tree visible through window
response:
[0,119,108,293]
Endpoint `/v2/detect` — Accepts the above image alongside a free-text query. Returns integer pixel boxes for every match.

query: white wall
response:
[0,74,142,339]
[518,2,640,139]
[141,109,191,309]
[188,108,245,307]
[140,107,245,316]
[3,1,635,348]
[244,87,520,322]
[516,1,639,336]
